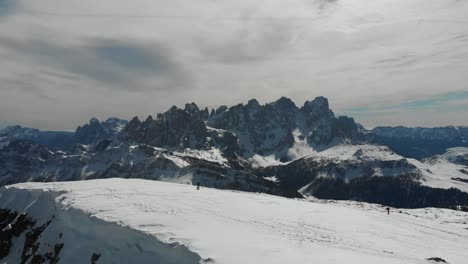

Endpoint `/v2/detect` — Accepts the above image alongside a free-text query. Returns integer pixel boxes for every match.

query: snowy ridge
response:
[410,148,468,193]
[278,144,468,191]
[313,144,403,162]
[439,147,468,166]
[1,179,468,264]
[0,184,202,264]
[287,144,420,182]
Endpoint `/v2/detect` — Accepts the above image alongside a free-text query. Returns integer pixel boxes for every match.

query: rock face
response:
[0,209,50,262]
[121,107,209,149]
[120,105,244,157]
[370,126,468,159]
[74,117,128,145]
[207,96,362,159]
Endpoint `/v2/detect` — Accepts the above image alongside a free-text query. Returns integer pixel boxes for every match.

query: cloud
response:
[195,20,295,64]
[315,0,339,10]
[91,39,177,72]
[0,36,190,91]
[0,0,467,129]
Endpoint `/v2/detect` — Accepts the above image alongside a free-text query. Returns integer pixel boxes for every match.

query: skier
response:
[386,207,390,215]
[196,182,200,190]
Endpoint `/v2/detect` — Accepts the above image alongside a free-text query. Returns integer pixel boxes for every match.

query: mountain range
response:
[1,96,467,209]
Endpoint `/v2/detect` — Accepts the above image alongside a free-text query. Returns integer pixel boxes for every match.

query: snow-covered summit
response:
[313,144,403,162]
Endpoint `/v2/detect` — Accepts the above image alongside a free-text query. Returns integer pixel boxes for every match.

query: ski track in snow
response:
[3,179,468,264]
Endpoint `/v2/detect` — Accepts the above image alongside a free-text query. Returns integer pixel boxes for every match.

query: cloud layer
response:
[1,0,467,130]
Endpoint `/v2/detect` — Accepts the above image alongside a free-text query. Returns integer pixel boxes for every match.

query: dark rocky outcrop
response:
[91,253,101,264]
[426,257,448,263]
[452,177,468,183]
[0,210,63,264]
[0,210,35,259]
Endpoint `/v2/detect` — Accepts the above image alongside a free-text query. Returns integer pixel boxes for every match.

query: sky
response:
[0,0,467,131]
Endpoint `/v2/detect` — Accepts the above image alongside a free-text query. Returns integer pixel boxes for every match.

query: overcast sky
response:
[1,0,467,131]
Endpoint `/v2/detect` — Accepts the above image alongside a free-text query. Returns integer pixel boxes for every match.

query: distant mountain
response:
[0,125,75,150]
[1,97,467,209]
[370,126,468,159]
[0,117,128,151]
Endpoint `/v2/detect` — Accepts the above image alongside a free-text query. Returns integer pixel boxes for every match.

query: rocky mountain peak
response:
[301,96,334,119]
[271,96,297,112]
[215,105,228,115]
[75,117,128,145]
[121,106,209,149]
[246,99,260,108]
[144,115,154,124]
[128,116,141,127]
[184,102,200,114]
[90,117,100,124]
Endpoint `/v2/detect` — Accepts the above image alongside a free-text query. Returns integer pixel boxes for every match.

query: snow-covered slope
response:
[260,144,420,188]
[439,147,468,166]
[1,179,467,264]
[411,148,468,193]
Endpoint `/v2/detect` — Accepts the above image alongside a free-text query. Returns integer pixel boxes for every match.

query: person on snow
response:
[386,207,390,215]
[196,182,200,190]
